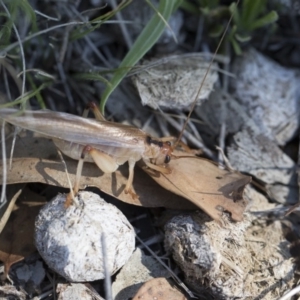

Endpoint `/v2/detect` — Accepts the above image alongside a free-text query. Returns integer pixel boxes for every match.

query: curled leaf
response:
[143,151,251,221]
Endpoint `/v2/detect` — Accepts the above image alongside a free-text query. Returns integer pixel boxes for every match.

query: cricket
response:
[0,1,239,205]
[0,105,174,200]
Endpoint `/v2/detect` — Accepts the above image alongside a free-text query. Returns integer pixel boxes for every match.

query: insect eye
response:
[164,155,170,164]
[166,141,171,146]
[146,136,152,144]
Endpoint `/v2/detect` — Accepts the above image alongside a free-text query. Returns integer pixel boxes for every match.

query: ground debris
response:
[164,186,295,299]
[112,248,170,300]
[57,283,104,300]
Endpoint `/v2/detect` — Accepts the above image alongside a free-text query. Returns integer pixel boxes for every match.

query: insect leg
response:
[144,161,171,174]
[73,150,86,194]
[124,158,138,199]
[65,145,90,207]
[83,102,106,121]
[65,146,119,207]
[171,140,202,156]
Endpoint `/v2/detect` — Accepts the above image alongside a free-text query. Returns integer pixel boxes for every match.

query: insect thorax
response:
[144,136,172,165]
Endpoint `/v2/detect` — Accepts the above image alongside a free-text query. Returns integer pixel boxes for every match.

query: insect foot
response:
[124,188,139,200]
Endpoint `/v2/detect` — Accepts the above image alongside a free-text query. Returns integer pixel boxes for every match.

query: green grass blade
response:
[72,72,112,87]
[0,83,50,108]
[250,11,278,31]
[100,0,182,113]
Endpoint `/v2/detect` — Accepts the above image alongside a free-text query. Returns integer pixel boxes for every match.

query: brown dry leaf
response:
[132,277,187,300]
[0,134,195,210]
[1,134,250,221]
[0,186,46,276]
[143,152,251,221]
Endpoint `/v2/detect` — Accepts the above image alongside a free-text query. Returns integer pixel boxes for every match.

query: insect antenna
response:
[173,0,240,150]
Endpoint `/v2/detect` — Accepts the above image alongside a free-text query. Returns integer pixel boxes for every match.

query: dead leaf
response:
[132,277,187,300]
[0,186,46,276]
[0,134,251,221]
[143,152,251,221]
[0,134,196,210]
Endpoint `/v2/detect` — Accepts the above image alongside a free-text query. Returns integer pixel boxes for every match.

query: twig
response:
[0,189,22,233]
[0,121,7,206]
[101,233,112,300]
[278,285,300,300]
[218,122,226,165]
[216,146,234,171]
[110,0,133,49]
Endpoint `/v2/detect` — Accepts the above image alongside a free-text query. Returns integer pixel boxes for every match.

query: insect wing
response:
[0,109,146,150]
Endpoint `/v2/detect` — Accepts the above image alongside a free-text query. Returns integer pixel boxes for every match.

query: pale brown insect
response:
[0,105,174,200]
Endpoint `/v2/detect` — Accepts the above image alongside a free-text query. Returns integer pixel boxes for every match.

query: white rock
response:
[35,191,135,282]
[57,283,104,300]
[230,48,300,145]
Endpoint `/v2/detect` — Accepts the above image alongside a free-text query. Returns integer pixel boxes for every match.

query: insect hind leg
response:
[65,145,119,207]
[124,159,138,199]
[65,145,91,207]
[82,102,106,121]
